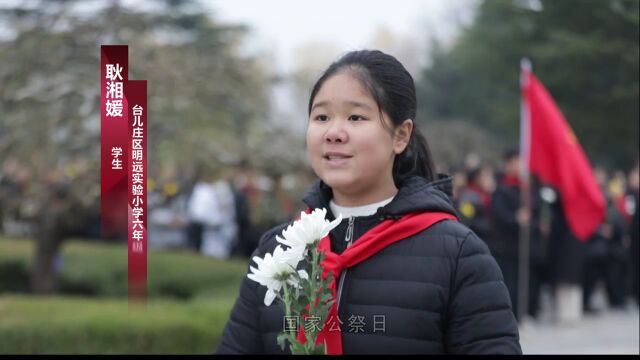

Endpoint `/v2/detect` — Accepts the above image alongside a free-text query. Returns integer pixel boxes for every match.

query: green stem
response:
[308,249,316,351]
[282,282,297,353]
[283,283,291,318]
[306,246,320,353]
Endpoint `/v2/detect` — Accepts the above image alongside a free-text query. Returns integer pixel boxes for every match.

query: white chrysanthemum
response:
[247,245,308,306]
[276,208,342,256]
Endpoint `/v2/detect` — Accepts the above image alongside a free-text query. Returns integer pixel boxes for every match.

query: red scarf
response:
[295,210,458,354]
[615,195,632,225]
[502,174,521,188]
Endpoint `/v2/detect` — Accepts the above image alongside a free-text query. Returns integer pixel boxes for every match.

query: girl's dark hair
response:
[308,50,436,185]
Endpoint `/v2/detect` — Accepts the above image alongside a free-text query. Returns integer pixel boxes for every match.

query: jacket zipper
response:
[336,216,355,313]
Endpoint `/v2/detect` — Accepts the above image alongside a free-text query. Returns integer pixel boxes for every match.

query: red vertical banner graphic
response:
[101,46,128,240]
[127,80,148,303]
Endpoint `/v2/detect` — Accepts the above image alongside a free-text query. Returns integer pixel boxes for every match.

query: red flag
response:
[521,66,605,241]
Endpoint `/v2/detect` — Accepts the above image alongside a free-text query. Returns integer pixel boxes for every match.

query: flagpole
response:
[518,58,532,323]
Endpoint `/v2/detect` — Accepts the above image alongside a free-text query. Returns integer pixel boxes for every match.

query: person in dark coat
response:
[582,168,627,312]
[230,181,256,258]
[215,50,521,354]
[457,165,495,243]
[491,150,527,321]
[627,162,639,305]
[547,196,586,318]
[491,151,547,321]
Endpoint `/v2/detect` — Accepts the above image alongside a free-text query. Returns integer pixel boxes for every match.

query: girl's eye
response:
[315,115,329,122]
[349,115,366,121]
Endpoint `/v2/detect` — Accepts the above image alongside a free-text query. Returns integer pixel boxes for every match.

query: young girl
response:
[216,50,521,354]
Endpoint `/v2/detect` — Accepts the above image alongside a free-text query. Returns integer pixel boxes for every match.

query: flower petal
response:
[264,288,277,306]
[251,255,264,267]
[247,273,267,287]
[298,270,308,280]
[281,247,304,266]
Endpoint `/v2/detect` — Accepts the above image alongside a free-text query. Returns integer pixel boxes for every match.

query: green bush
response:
[0,259,30,293]
[0,295,235,354]
[0,238,249,300]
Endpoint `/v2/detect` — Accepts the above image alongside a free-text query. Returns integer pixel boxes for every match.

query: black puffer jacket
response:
[216,175,521,354]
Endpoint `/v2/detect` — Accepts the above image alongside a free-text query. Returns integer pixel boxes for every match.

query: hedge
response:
[0,237,249,300]
[0,295,235,354]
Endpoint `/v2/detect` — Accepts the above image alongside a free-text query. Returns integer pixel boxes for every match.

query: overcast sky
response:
[203,0,477,73]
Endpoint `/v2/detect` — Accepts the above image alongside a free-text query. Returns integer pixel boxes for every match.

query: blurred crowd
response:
[144,163,315,259]
[447,151,639,322]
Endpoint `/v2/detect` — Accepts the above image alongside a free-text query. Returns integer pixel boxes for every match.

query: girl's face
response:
[306,72,411,205]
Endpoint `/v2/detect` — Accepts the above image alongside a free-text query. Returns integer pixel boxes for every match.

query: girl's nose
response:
[325,120,348,143]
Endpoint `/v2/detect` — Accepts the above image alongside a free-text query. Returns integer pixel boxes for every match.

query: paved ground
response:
[519,293,639,354]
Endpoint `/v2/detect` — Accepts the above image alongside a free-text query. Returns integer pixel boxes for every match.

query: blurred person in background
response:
[492,149,546,321]
[184,166,244,259]
[450,165,468,206]
[250,171,296,237]
[200,169,239,259]
[627,161,639,306]
[147,180,189,250]
[229,168,254,259]
[582,168,627,313]
[186,169,211,253]
[458,164,495,244]
[546,187,587,323]
[491,149,528,321]
[605,170,631,309]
